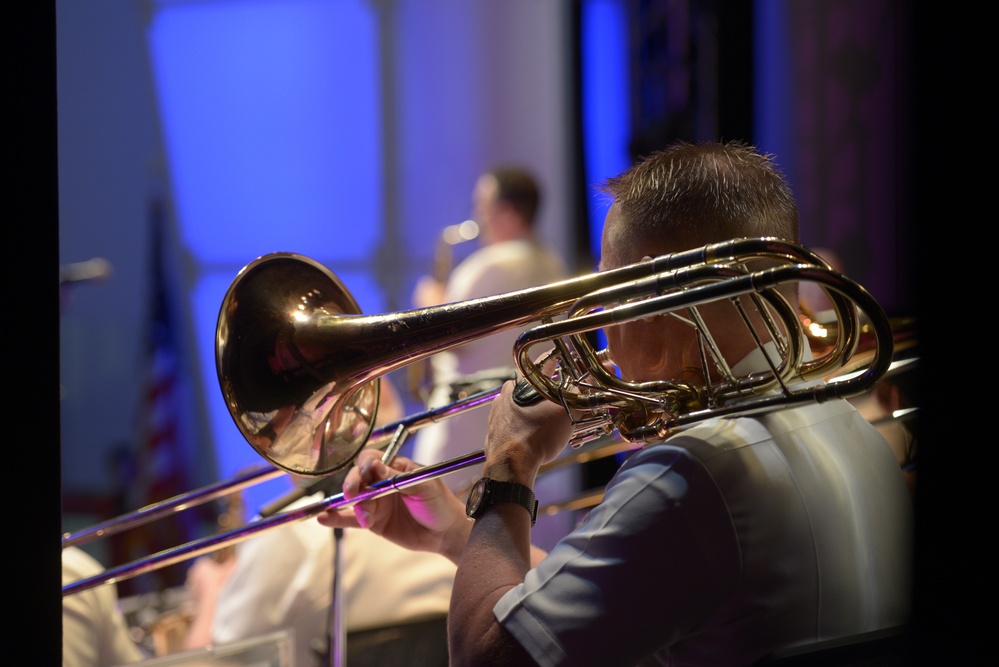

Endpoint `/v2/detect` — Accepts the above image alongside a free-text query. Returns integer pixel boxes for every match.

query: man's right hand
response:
[317,449,472,564]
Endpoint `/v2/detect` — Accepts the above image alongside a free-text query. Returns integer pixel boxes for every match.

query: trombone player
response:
[319,141,914,665]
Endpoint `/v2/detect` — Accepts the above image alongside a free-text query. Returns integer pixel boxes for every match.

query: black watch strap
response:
[467,478,539,526]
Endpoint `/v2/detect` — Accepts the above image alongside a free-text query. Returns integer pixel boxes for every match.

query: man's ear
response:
[609,318,670,381]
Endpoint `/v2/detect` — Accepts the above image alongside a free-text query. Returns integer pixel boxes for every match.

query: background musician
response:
[181,378,458,667]
[320,141,914,666]
[410,165,576,549]
[63,546,148,666]
[799,247,918,503]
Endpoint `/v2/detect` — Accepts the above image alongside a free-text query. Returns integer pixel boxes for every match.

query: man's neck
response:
[489,227,532,244]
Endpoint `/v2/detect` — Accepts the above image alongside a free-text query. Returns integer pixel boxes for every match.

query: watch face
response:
[466,478,487,517]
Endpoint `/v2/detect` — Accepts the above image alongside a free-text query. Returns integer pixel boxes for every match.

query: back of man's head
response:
[600,141,798,257]
[488,166,541,228]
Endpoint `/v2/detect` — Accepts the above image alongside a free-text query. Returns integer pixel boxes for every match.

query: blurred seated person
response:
[183,378,458,667]
[852,362,919,502]
[63,546,148,667]
[799,246,918,500]
[876,367,918,500]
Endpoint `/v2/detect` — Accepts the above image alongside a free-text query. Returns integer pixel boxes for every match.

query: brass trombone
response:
[63,237,896,596]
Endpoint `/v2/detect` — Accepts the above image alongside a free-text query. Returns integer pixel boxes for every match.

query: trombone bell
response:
[216,253,380,476]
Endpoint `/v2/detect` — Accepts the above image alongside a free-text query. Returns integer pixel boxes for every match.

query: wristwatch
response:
[465,477,538,526]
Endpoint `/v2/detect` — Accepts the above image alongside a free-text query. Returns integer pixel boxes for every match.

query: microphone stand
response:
[324,528,345,667]
[318,423,412,667]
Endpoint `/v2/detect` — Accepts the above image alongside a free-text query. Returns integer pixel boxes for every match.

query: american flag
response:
[123,195,200,594]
